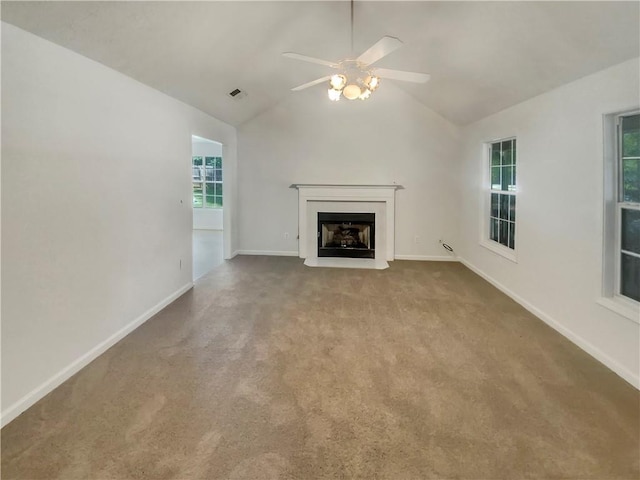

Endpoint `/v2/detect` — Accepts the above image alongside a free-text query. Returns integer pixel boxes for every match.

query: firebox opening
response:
[317,212,375,259]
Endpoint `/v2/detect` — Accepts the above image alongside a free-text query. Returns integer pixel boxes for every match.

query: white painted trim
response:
[229,250,240,259]
[596,297,640,324]
[294,185,398,261]
[394,255,459,262]
[236,250,299,257]
[195,227,223,232]
[0,282,195,427]
[458,257,639,390]
[479,239,518,263]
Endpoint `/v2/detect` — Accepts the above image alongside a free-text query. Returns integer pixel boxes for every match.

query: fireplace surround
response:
[291,184,402,269]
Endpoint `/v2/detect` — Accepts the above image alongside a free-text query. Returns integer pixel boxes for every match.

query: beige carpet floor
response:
[2,257,639,479]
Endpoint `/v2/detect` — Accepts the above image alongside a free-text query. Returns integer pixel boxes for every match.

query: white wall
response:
[458,58,640,387]
[237,83,460,259]
[1,23,237,425]
[192,138,223,230]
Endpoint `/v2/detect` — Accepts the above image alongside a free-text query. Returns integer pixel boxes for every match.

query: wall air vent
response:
[227,88,247,100]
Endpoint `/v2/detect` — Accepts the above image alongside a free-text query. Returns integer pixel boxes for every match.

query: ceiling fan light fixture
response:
[285,2,430,102]
[328,88,342,101]
[366,75,380,91]
[343,83,362,100]
[330,74,347,90]
[359,88,371,100]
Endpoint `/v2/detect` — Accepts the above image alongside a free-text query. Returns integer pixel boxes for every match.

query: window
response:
[488,138,517,251]
[617,113,639,302]
[192,156,223,208]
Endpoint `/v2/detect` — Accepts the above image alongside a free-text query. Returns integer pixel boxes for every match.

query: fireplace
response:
[317,212,375,259]
[291,184,401,269]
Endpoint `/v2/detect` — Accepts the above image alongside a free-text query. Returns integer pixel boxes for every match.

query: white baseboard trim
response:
[0,282,194,428]
[236,250,299,257]
[394,254,459,262]
[229,250,240,259]
[458,257,639,390]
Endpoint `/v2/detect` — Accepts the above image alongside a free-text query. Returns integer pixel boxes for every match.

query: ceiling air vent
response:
[228,88,247,100]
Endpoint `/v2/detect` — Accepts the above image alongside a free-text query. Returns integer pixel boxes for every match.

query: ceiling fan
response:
[283,0,430,101]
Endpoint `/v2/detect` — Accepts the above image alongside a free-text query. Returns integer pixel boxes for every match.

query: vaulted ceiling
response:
[3,1,639,126]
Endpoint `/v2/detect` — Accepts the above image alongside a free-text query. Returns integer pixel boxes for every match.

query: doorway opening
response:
[192,135,224,280]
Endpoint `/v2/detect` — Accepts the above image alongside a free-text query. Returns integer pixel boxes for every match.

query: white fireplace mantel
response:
[291,184,403,267]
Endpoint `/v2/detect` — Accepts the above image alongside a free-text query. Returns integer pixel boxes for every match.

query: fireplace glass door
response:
[317,212,375,258]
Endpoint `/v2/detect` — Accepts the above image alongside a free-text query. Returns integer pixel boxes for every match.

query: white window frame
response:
[480,137,518,263]
[598,110,640,323]
[192,156,223,209]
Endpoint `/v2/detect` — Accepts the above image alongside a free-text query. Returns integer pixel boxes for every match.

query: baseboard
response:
[394,254,459,262]
[458,257,640,390]
[229,250,240,259]
[0,282,195,427]
[236,250,299,257]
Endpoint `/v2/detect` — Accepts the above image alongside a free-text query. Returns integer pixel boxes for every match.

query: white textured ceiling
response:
[2,1,639,126]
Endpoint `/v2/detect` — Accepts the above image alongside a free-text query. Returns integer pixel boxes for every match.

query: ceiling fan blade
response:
[283,52,339,68]
[373,68,431,83]
[356,36,403,66]
[291,76,332,92]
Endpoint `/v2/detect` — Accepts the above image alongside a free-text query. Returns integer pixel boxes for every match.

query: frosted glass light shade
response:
[328,88,341,101]
[366,76,380,91]
[343,84,362,100]
[330,74,346,90]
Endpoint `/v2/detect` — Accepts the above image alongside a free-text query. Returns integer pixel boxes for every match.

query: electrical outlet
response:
[414,235,420,244]
[284,232,289,239]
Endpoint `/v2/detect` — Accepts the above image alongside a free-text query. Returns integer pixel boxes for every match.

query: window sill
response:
[480,240,517,263]
[597,297,640,324]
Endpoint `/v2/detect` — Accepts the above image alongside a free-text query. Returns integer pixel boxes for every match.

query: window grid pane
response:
[202,181,223,208]
[490,219,499,242]
[491,167,501,190]
[491,144,501,166]
[501,166,512,191]
[621,114,640,203]
[501,140,512,165]
[194,156,223,209]
[489,140,516,250]
[510,195,516,223]
[621,208,640,254]
[489,194,516,248]
[621,253,640,302]
[499,194,509,220]
[622,158,640,203]
[617,114,640,302]
[509,223,515,249]
[622,114,640,158]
